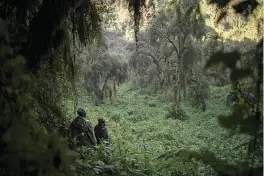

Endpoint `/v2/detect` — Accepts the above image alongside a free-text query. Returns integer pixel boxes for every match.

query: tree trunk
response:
[174,63,181,119]
[183,77,187,100]
[113,78,116,98]
[174,86,181,119]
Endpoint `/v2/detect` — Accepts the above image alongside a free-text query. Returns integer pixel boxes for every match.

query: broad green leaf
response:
[12,55,26,66]
[20,74,31,82]
[11,75,21,88]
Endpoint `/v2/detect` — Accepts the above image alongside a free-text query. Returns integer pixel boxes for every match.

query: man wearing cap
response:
[69,108,97,150]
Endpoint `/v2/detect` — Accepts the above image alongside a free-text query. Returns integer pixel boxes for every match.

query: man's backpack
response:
[69,117,96,149]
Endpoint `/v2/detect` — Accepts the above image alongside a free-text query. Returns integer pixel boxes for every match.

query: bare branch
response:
[136,50,162,75]
[168,38,180,60]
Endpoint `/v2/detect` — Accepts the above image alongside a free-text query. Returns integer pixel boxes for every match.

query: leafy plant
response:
[0,23,74,175]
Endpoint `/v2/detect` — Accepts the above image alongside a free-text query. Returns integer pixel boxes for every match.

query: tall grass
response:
[63,82,253,175]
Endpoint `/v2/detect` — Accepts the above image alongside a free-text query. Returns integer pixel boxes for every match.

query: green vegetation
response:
[0,0,262,175]
[62,81,261,175]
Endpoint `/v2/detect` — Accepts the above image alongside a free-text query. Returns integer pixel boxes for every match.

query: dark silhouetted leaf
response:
[208,0,230,8]
[218,114,239,129]
[205,51,240,69]
[256,38,263,49]
[230,68,252,82]
[216,11,227,23]
[208,0,259,17]
[239,115,258,136]
[232,0,259,15]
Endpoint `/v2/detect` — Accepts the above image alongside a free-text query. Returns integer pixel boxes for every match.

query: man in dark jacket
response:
[94,117,109,146]
[69,108,97,150]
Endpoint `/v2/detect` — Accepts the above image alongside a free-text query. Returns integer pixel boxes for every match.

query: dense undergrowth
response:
[62,82,258,175]
[0,0,262,175]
